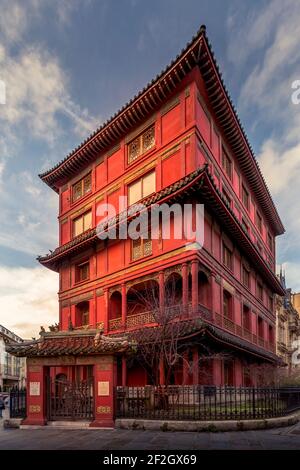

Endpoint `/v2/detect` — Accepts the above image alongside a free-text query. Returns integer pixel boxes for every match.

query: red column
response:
[104,288,109,334]
[212,358,222,386]
[122,356,127,386]
[159,355,165,385]
[182,263,188,315]
[191,259,199,314]
[192,348,199,385]
[159,271,164,311]
[91,356,115,428]
[210,272,216,322]
[121,283,127,329]
[23,361,47,426]
[183,351,189,385]
[234,360,243,387]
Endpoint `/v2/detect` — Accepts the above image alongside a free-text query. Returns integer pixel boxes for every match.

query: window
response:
[268,325,274,344]
[75,261,89,283]
[128,171,156,205]
[72,173,92,202]
[222,150,232,180]
[243,305,251,331]
[267,232,273,252]
[242,218,249,234]
[257,282,263,301]
[256,211,262,233]
[222,188,231,207]
[242,184,249,210]
[223,244,233,271]
[131,235,152,261]
[258,316,264,338]
[73,210,92,237]
[242,266,250,288]
[128,125,155,163]
[75,301,89,327]
[223,290,233,319]
[224,360,234,386]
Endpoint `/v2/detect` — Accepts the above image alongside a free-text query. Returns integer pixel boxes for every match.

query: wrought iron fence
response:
[10,386,26,418]
[116,385,300,421]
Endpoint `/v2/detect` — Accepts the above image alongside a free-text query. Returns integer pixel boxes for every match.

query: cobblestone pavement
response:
[1,419,300,449]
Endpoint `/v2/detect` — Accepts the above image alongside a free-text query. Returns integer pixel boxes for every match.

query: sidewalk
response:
[1,421,300,449]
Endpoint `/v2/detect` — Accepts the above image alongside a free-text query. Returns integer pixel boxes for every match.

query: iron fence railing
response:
[10,386,26,418]
[116,385,300,421]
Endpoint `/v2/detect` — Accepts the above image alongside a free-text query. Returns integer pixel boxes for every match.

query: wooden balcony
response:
[106,304,275,354]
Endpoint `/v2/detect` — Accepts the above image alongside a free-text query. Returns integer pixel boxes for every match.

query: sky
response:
[0,0,300,339]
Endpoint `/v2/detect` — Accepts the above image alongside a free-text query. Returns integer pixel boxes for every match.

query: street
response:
[1,420,300,449]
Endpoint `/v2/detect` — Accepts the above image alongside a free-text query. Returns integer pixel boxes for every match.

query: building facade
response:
[276,274,300,367]
[7,26,285,426]
[0,325,26,391]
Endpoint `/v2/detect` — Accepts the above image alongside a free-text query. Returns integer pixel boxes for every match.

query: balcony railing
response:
[126,311,155,328]
[106,303,275,354]
[109,317,123,331]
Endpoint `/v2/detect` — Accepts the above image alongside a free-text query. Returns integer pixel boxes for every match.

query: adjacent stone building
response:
[276,273,300,368]
[0,325,26,391]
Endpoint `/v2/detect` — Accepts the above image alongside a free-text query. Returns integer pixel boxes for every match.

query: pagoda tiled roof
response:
[38,165,285,295]
[5,330,132,357]
[127,316,281,364]
[39,25,284,235]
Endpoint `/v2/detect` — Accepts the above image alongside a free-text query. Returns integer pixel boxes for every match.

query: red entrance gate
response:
[47,377,94,421]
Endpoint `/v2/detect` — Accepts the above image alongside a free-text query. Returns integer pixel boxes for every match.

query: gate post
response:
[22,360,47,426]
[90,355,115,428]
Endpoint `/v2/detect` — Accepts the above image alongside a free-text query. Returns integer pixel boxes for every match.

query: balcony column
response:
[121,283,127,329]
[191,259,199,315]
[104,288,109,334]
[210,271,216,322]
[183,351,189,385]
[122,356,127,386]
[159,355,165,385]
[182,262,188,315]
[192,348,199,385]
[159,271,164,311]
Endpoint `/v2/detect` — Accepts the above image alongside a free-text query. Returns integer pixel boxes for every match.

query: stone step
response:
[47,421,91,428]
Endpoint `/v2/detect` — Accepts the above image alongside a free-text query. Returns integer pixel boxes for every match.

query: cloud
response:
[0,0,100,261]
[0,266,58,338]
[227,0,300,290]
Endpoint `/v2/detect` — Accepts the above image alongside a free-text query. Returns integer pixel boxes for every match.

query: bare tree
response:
[127,276,229,387]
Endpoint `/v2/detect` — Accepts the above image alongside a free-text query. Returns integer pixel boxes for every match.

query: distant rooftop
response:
[0,325,23,343]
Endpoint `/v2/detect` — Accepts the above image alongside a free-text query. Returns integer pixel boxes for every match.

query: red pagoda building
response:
[8,26,285,427]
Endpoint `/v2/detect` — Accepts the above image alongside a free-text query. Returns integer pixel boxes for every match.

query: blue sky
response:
[0,0,300,338]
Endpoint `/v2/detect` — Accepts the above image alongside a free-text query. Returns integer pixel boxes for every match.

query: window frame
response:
[127,170,156,206]
[72,172,92,203]
[256,211,262,233]
[257,282,263,302]
[242,266,250,288]
[223,290,233,319]
[127,125,155,164]
[222,149,232,181]
[222,243,233,271]
[72,210,92,238]
[131,233,153,261]
[75,260,90,284]
[242,184,249,210]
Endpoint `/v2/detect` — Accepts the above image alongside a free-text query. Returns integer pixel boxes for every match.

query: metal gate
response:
[47,377,94,421]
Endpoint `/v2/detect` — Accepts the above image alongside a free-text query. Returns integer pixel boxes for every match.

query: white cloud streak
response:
[0,266,58,338]
[227,0,300,291]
